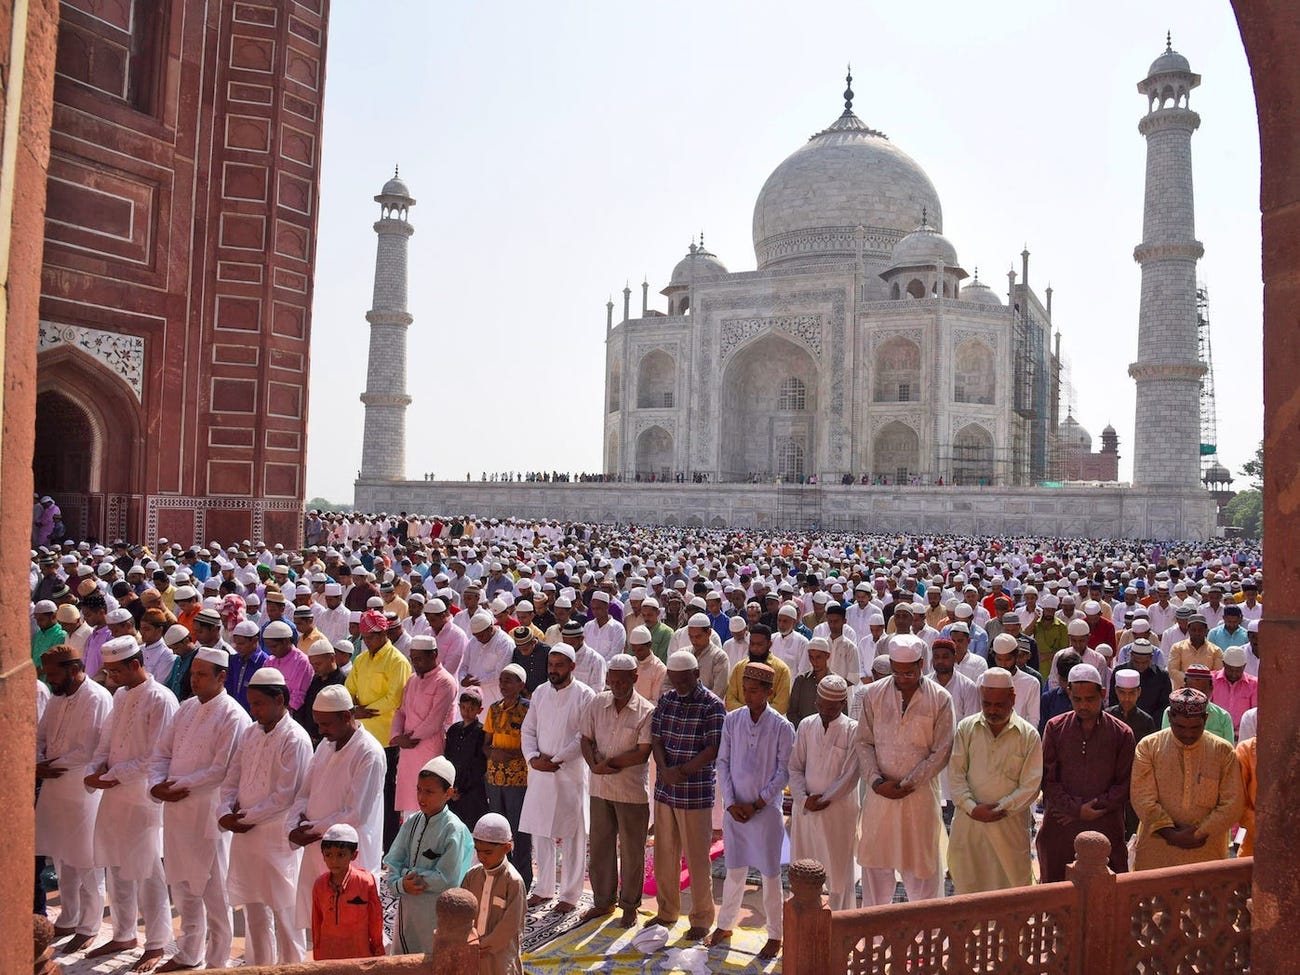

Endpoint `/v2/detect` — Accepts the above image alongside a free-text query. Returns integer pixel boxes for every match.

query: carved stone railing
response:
[784,832,1253,975]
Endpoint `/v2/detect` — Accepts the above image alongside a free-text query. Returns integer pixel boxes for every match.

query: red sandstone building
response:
[34,0,328,547]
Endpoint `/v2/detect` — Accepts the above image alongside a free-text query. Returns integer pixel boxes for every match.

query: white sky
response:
[305,0,1262,503]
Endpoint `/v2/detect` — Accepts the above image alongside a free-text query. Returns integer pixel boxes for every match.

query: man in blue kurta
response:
[708,661,794,960]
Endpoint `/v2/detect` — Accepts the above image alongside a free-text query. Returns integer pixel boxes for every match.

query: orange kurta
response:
[311,865,384,960]
[1235,736,1257,856]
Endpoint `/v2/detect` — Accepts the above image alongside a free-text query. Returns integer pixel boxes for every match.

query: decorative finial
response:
[921,207,928,228]
[394,164,399,178]
[1166,30,1172,53]
[699,230,705,249]
[843,64,854,115]
[973,266,979,283]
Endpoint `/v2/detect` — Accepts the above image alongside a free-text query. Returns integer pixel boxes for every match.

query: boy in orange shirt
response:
[310,823,384,960]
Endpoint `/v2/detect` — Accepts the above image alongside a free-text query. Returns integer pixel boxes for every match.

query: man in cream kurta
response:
[36,643,113,952]
[789,675,860,910]
[854,635,955,906]
[147,647,251,969]
[519,644,596,911]
[84,635,179,968]
[947,668,1043,893]
[290,683,388,929]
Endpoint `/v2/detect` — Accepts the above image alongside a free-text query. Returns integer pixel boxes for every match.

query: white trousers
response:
[170,864,233,968]
[716,867,784,939]
[105,860,170,949]
[242,902,304,966]
[860,867,942,907]
[54,861,104,936]
[534,825,588,905]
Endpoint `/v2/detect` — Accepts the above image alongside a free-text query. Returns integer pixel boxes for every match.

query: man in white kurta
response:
[36,643,113,952]
[710,661,794,959]
[84,635,179,968]
[218,668,313,965]
[290,683,388,929]
[583,592,627,662]
[519,645,596,910]
[854,635,955,906]
[789,675,860,910]
[947,668,1044,893]
[770,604,810,676]
[461,612,515,708]
[147,647,251,969]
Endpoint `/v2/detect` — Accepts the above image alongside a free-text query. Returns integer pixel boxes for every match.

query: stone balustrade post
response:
[33,916,57,975]
[432,887,480,975]
[784,858,832,975]
[1066,830,1118,972]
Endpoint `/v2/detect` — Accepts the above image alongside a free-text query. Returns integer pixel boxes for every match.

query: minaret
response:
[359,169,415,480]
[1129,36,1206,488]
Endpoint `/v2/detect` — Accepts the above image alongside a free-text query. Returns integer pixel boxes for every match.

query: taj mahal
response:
[355,42,1218,538]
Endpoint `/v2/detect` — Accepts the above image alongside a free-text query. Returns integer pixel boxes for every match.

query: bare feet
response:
[579,905,614,923]
[86,939,138,959]
[59,933,94,954]
[618,908,637,928]
[552,901,577,914]
[683,925,709,941]
[526,894,550,908]
[642,915,671,928]
[156,959,199,972]
[53,925,76,937]
[130,947,166,972]
[711,828,724,842]
[758,938,782,959]
[706,928,733,947]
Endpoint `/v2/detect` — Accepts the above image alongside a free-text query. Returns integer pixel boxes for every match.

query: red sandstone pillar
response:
[783,859,832,975]
[1232,2,1300,971]
[0,1,59,972]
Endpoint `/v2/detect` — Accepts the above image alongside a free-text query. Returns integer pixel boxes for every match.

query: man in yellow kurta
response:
[1235,735,1257,857]
[1131,687,1243,870]
[1166,615,1223,689]
[948,667,1044,893]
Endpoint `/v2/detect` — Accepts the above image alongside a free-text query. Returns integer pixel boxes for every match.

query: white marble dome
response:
[669,242,728,286]
[1148,47,1191,77]
[379,174,412,199]
[960,275,1003,306]
[887,220,958,269]
[752,109,943,271]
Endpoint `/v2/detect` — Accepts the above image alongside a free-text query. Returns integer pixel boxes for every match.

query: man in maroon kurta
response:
[1036,666,1136,881]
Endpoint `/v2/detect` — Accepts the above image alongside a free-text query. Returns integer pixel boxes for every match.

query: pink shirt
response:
[269,647,314,711]
[1210,669,1258,734]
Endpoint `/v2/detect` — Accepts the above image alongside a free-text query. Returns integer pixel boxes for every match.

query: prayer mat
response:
[643,838,725,896]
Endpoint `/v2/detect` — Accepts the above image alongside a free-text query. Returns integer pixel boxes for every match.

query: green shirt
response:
[649,621,674,663]
[1034,619,1069,679]
[32,623,66,677]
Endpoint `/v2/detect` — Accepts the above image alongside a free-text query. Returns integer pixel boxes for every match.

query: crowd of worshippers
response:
[30,527,1263,970]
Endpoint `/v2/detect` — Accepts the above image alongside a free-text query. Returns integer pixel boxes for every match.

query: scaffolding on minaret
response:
[1196,283,1219,473]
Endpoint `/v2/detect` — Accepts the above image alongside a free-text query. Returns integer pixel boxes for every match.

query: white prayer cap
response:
[591,591,611,604]
[424,598,447,614]
[812,591,829,604]
[244,593,260,606]
[515,600,533,613]
[979,667,1016,689]
[1114,670,1142,689]
[174,585,199,601]
[233,619,261,638]
[472,812,512,844]
[32,600,56,615]
[322,824,359,845]
[196,646,229,668]
[548,644,576,662]
[778,603,799,619]
[953,603,973,619]
[164,624,192,646]
[608,653,638,672]
[1040,594,1059,609]
[366,596,384,609]
[100,635,140,663]
[421,755,456,786]
[1067,619,1091,637]
[1083,600,1102,615]
[106,608,133,625]
[687,612,712,628]
[308,639,335,657]
[817,674,849,701]
[991,634,1019,657]
[249,667,285,687]
[1223,646,1248,667]
[263,620,293,640]
[666,650,698,672]
[872,654,893,676]
[727,616,747,634]
[469,612,494,634]
[553,596,573,609]
[949,622,970,635]
[867,611,886,626]
[1068,663,1103,686]
[807,636,830,654]
[1247,619,1260,633]
[888,635,925,664]
[323,582,343,597]
[641,597,660,610]
[1095,643,1114,659]
[333,639,355,655]
[313,685,354,712]
[628,625,652,645]
[348,611,362,624]
[501,663,526,683]
[407,591,426,606]
[488,599,508,614]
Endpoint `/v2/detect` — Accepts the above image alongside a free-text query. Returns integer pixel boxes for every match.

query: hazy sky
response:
[305,0,1262,503]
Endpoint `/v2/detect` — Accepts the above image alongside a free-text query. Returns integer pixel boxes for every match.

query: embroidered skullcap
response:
[1067,619,1091,637]
[1167,687,1209,718]
[469,611,494,634]
[687,612,712,628]
[313,685,355,712]
[472,812,512,844]
[888,635,925,664]
[871,654,893,676]
[100,635,140,663]
[421,598,445,614]
[608,653,638,672]
[1067,663,1103,686]
[106,607,133,625]
[1114,669,1141,689]
[992,633,1020,656]
[196,646,229,668]
[742,661,776,685]
[248,666,286,687]
[163,624,191,646]
[421,755,456,787]
[728,616,747,633]
[1129,639,1154,655]
[1184,664,1213,680]
[322,824,358,845]
[817,674,848,702]
[979,667,1016,689]
[666,650,698,672]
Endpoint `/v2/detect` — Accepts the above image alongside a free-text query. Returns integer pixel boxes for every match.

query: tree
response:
[306,496,348,514]
[1224,489,1262,538]
[1241,441,1263,490]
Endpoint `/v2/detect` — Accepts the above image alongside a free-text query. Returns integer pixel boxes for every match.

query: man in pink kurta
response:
[391,635,459,812]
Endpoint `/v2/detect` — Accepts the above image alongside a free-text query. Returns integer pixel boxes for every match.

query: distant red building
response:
[35,0,329,547]
[1058,416,1120,482]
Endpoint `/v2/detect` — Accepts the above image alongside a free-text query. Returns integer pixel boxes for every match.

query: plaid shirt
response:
[651,681,726,809]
